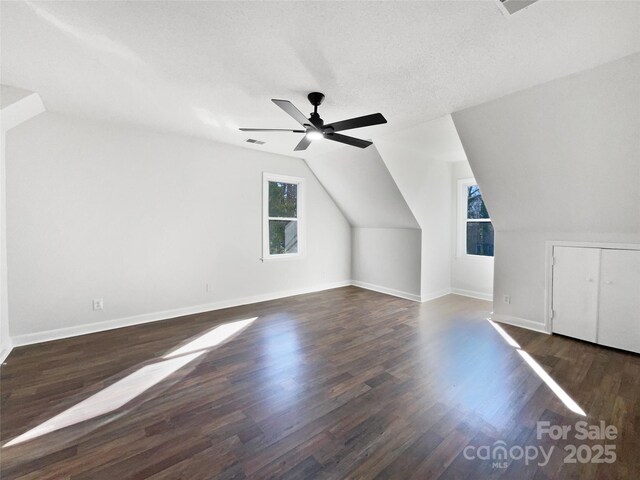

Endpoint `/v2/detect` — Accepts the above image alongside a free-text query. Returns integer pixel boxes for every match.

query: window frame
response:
[262,172,304,261]
[457,178,494,259]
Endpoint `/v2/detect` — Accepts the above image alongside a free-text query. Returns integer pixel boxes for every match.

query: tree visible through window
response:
[263,174,303,258]
[466,185,494,256]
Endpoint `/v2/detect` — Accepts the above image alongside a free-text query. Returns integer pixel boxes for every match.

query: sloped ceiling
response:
[452,54,640,234]
[1,85,45,132]
[1,85,34,109]
[374,115,468,164]
[374,116,462,229]
[304,115,463,231]
[1,1,638,158]
[305,145,418,229]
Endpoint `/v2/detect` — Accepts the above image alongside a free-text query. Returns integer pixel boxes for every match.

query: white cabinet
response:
[597,249,640,353]
[552,247,600,343]
[552,245,640,354]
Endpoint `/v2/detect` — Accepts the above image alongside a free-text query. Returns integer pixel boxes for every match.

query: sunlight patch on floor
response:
[517,349,586,416]
[488,319,521,348]
[163,317,256,359]
[488,318,586,417]
[3,317,257,447]
[3,352,203,447]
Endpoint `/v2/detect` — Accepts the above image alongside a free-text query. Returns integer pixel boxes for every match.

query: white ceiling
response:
[2,1,638,158]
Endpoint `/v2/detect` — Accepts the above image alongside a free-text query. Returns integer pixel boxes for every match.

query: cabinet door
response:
[552,246,600,342]
[597,249,640,354]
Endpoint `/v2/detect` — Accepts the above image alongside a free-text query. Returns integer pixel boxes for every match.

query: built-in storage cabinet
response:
[597,249,640,353]
[552,245,640,354]
[552,247,600,343]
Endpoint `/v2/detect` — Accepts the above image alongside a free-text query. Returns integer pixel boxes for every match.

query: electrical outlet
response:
[503,295,511,304]
[93,298,104,311]
[206,283,213,294]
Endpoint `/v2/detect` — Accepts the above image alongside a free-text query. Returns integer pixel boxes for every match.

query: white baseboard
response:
[7,281,538,349]
[421,288,453,303]
[490,313,550,334]
[11,280,351,347]
[0,339,13,364]
[451,288,493,302]
[351,281,422,303]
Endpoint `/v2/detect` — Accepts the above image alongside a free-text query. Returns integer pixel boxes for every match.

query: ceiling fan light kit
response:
[239,92,387,151]
[306,131,323,140]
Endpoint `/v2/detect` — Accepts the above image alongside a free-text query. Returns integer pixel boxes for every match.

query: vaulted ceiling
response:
[453,54,640,234]
[2,1,638,158]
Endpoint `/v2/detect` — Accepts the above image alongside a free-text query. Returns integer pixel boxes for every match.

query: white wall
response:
[0,130,10,358]
[6,112,351,341]
[351,227,421,300]
[305,143,421,297]
[306,115,494,303]
[375,117,459,301]
[450,161,494,300]
[1,85,45,359]
[453,54,640,328]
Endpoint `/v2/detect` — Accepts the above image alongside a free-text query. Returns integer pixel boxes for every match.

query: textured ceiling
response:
[1,0,638,158]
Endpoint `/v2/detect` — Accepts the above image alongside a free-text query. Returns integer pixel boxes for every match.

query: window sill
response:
[261,253,303,262]
[457,253,495,260]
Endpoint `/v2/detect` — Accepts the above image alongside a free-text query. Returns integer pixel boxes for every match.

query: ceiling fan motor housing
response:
[309,113,324,128]
[307,92,325,107]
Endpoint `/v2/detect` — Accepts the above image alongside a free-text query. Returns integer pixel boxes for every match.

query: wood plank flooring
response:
[1,287,639,479]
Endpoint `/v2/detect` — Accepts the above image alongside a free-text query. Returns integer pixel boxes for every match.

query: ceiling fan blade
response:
[272,99,315,128]
[324,113,387,132]
[324,133,372,149]
[239,128,305,132]
[294,135,312,151]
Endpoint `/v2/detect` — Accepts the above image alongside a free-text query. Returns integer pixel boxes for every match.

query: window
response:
[263,173,303,259]
[458,179,494,257]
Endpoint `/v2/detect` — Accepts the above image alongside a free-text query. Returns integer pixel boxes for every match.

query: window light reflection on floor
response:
[487,318,586,417]
[488,319,521,348]
[3,317,257,448]
[517,350,586,416]
[163,317,256,359]
[3,352,203,447]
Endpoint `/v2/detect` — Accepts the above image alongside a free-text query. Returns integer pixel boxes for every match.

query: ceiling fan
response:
[239,92,387,151]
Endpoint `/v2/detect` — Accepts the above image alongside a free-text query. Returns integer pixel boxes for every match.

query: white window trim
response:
[262,173,304,261]
[457,177,493,259]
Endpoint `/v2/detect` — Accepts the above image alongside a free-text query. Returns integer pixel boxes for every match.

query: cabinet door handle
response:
[586,278,593,282]
[605,280,613,285]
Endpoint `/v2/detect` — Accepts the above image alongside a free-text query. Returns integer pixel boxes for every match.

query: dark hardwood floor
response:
[1,287,639,479]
